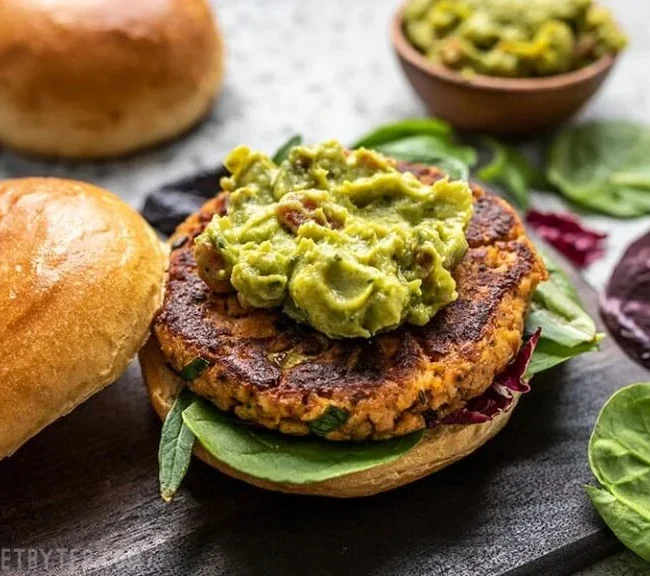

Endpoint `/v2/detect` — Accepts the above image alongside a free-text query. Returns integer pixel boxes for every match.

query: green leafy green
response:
[542,255,581,303]
[158,389,197,502]
[272,135,303,164]
[477,138,546,209]
[182,399,423,485]
[308,406,349,436]
[609,165,650,189]
[430,157,470,181]
[526,277,597,349]
[351,118,452,149]
[547,121,650,217]
[586,486,650,562]
[526,337,603,376]
[526,255,601,375]
[586,383,650,562]
[374,135,477,167]
[179,357,211,381]
[351,119,475,180]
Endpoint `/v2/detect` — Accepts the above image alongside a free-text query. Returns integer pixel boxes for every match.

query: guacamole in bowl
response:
[403,0,627,78]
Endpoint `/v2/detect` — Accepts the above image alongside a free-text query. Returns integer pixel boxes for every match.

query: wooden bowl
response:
[391,7,618,136]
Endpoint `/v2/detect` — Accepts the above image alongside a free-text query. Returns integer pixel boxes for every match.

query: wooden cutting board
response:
[0,263,647,576]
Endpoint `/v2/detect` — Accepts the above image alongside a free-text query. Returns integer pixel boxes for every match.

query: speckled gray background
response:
[0,1,648,572]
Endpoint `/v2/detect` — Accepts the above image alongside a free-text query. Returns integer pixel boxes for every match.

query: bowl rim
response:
[391,4,616,93]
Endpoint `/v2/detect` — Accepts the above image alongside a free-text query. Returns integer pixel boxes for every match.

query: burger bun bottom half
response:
[140,338,516,498]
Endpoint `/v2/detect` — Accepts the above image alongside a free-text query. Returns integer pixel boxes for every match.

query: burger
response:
[140,139,599,499]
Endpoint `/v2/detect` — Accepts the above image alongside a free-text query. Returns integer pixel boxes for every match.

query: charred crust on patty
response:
[153,164,548,440]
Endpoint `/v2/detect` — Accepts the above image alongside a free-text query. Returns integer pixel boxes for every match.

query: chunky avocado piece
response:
[404,0,627,78]
[195,141,473,339]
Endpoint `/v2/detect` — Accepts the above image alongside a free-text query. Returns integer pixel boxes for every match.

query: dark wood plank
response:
[0,268,647,576]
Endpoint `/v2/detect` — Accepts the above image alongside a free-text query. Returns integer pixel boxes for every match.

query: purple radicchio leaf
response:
[439,329,541,426]
[141,166,230,236]
[600,229,650,370]
[525,210,607,269]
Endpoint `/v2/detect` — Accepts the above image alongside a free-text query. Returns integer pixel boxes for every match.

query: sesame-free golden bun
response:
[0,178,167,459]
[0,0,224,158]
[140,337,516,498]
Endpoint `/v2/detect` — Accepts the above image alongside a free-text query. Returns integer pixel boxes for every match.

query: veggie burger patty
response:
[153,163,547,440]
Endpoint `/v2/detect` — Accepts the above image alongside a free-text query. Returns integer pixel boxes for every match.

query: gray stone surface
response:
[0,0,647,572]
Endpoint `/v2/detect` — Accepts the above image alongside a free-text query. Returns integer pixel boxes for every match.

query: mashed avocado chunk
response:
[404,0,627,77]
[195,141,473,339]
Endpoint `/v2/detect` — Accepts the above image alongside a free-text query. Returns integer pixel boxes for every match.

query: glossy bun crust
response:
[0,178,167,459]
[0,0,224,158]
[140,336,517,498]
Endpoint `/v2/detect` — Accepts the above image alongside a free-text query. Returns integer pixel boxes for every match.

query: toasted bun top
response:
[0,0,223,158]
[140,337,516,498]
[0,178,167,459]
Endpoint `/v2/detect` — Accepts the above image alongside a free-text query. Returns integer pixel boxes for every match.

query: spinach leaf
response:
[586,383,650,562]
[526,283,597,348]
[586,486,650,563]
[308,406,349,436]
[374,134,477,168]
[182,399,423,485]
[547,121,650,217]
[526,254,602,375]
[526,255,598,348]
[272,134,303,164]
[159,388,197,502]
[351,118,452,149]
[179,357,211,381]
[526,337,601,376]
[431,157,470,181]
[477,138,545,209]
[609,165,650,189]
[351,118,475,179]
[542,254,581,304]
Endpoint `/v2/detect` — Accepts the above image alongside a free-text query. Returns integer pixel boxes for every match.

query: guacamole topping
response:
[195,141,473,339]
[403,0,627,78]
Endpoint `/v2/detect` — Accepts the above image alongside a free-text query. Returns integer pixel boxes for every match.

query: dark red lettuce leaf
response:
[600,229,650,370]
[141,166,229,236]
[439,330,541,426]
[525,210,607,268]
